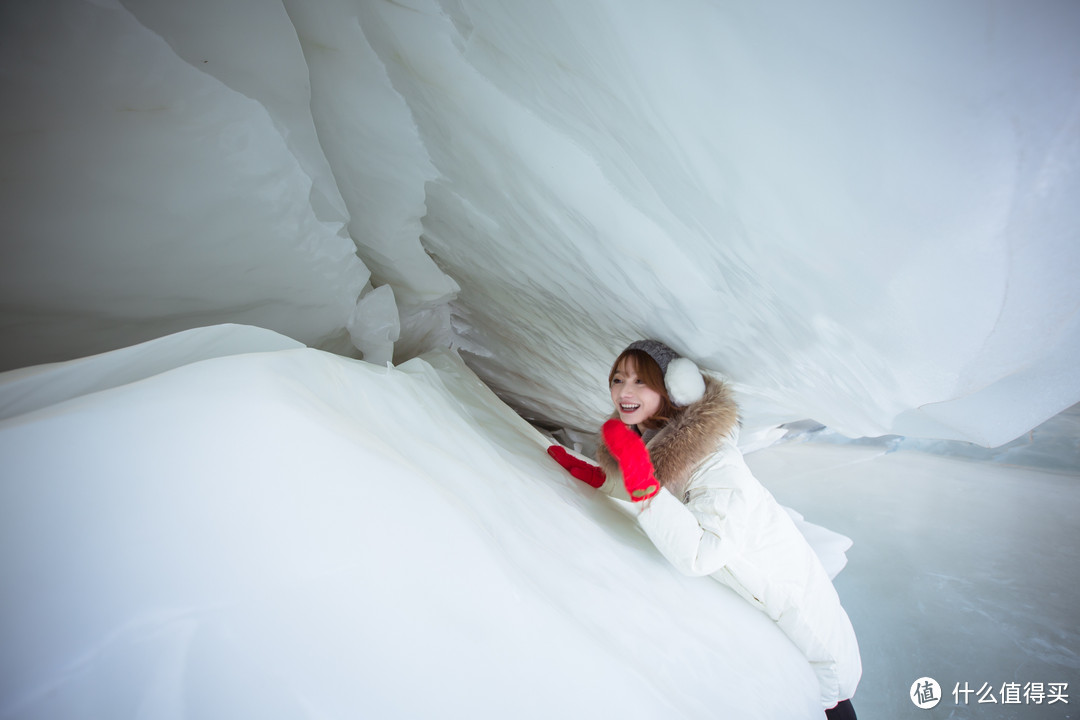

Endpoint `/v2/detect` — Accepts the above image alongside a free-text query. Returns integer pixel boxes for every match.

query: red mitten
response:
[601,419,660,501]
[547,445,606,489]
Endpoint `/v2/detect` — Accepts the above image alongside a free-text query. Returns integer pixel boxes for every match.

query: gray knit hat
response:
[623,340,706,406]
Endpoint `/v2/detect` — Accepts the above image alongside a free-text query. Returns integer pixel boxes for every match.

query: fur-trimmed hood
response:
[596,375,738,497]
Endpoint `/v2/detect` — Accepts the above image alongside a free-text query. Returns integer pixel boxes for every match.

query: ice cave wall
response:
[1,0,1078,446]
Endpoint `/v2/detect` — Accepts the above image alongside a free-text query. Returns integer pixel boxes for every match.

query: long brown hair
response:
[608,348,679,430]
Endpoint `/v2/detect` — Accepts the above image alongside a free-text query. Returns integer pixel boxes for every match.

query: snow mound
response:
[1,325,829,719]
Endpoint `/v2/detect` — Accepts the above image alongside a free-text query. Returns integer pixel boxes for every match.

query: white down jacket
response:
[595,376,861,709]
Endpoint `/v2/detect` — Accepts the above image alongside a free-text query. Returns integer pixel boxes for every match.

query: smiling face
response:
[610,356,664,426]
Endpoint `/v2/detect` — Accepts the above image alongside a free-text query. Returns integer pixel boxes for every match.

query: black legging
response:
[825,699,856,719]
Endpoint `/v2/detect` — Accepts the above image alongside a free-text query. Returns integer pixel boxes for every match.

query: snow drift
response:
[1,325,840,719]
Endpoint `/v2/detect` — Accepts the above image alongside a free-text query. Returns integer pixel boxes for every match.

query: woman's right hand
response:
[601,420,660,501]
[547,445,606,489]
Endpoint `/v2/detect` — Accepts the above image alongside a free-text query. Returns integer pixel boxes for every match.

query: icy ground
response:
[2,326,1077,719]
[754,445,1080,719]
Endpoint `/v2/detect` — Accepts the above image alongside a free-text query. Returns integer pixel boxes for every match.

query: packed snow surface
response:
[2,326,1078,719]
[1,327,828,718]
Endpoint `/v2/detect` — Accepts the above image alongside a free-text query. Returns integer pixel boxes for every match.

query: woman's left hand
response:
[601,419,660,501]
[547,445,606,488]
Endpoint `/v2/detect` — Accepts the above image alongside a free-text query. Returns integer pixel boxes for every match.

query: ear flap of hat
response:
[665,357,706,406]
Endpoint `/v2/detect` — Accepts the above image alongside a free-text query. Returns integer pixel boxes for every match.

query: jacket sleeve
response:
[596,468,633,502]
[634,485,737,577]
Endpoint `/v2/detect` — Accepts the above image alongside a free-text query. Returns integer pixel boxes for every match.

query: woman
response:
[547,340,861,719]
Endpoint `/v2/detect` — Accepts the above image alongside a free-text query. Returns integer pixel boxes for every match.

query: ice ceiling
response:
[2,0,1078,447]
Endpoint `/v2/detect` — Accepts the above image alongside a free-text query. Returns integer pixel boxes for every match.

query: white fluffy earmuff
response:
[665,357,706,406]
